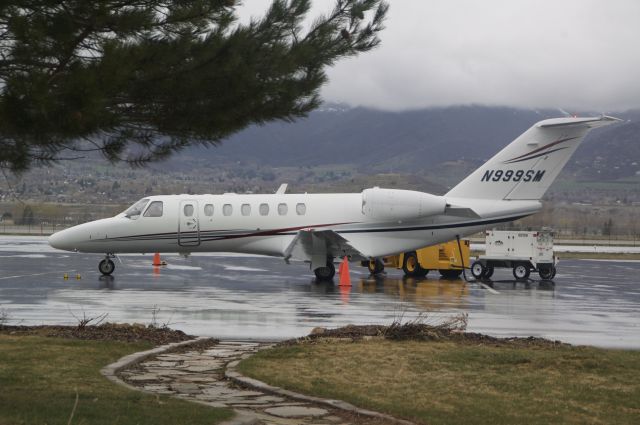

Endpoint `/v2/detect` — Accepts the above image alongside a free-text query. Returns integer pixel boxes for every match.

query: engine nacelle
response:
[361,188,447,221]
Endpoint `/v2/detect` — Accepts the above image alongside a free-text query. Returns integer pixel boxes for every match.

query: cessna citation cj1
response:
[49,116,619,279]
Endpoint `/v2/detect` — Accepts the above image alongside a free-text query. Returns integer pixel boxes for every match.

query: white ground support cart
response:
[471,229,557,280]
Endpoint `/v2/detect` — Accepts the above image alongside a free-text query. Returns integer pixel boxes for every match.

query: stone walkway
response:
[119,340,390,425]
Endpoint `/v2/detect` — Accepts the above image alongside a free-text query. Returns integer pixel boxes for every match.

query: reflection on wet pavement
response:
[0,236,639,348]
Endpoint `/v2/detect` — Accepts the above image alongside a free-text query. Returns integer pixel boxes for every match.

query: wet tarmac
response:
[1,236,639,348]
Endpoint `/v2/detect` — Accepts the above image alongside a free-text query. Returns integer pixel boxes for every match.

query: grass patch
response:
[238,339,640,425]
[0,334,233,425]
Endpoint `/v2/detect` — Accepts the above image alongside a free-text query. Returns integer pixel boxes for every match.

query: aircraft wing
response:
[284,229,367,268]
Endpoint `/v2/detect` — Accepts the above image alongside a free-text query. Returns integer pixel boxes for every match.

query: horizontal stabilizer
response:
[537,115,621,128]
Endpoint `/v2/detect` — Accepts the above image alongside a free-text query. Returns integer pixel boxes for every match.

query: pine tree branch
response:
[0,0,389,172]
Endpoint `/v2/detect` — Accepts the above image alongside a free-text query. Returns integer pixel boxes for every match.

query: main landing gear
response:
[99,254,116,276]
[314,258,335,280]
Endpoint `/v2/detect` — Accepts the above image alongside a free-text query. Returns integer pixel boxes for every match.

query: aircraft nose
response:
[48,229,74,251]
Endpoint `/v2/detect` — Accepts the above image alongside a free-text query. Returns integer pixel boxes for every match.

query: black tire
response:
[471,261,485,279]
[512,263,531,280]
[314,259,335,280]
[539,265,556,280]
[402,252,427,277]
[367,259,384,275]
[483,265,494,279]
[439,269,463,279]
[98,259,115,276]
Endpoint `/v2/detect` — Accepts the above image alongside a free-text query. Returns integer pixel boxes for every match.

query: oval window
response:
[296,203,306,215]
[223,204,233,216]
[259,203,269,216]
[204,204,214,216]
[183,204,194,217]
[241,204,251,216]
[278,203,288,216]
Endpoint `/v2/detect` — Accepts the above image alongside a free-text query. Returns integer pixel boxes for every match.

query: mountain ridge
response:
[182,104,639,179]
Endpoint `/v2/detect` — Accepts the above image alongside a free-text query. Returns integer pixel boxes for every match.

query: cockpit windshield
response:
[123,198,150,219]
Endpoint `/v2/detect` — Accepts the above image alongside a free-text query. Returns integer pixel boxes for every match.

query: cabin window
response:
[241,204,251,216]
[204,204,214,216]
[259,203,269,216]
[123,198,149,220]
[223,204,233,216]
[296,203,307,215]
[183,204,194,217]
[278,203,288,216]
[144,201,163,217]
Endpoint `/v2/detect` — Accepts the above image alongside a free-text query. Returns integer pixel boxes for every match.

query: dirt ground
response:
[0,323,194,345]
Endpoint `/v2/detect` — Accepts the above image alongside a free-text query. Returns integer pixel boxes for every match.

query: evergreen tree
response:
[0,0,388,172]
[20,205,34,225]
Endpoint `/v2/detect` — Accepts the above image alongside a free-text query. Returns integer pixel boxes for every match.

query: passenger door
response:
[178,200,200,247]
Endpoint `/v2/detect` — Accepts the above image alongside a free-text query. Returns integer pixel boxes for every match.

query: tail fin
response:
[445,116,621,200]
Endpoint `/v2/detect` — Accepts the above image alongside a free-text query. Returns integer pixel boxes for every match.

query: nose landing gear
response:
[99,254,116,276]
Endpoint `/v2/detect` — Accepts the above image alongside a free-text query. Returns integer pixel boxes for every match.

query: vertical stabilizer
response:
[445,116,620,201]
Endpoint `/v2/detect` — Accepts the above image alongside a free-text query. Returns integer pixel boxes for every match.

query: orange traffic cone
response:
[338,256,351,287]
[339,283,351,304]
[152,252,163,266]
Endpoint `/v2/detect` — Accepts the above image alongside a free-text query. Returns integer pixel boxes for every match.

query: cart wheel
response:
[483,265,494,279]
[439,269,463,279]
[471,261,485,279]
[512,263,531,280]
[367,259,384,275]
[403,252,427,277]
[538,265,555,280]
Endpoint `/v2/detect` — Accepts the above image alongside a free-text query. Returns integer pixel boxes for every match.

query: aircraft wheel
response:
[471,261,485,279]
[403,252,427,277]
[98,259,115,276]
[439,269,463,279]
[512,263,531,280]
[367,259,384,275]
[483,265,494,279]
[314,259,335,281]
[539,265,555,280]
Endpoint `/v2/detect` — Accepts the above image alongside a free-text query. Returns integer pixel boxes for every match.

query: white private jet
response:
[49,116,619,279]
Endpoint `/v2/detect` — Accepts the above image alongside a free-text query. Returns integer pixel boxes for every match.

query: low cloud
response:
[241,0,640,112]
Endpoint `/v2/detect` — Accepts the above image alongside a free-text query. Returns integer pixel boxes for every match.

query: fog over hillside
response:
[184,105,640,179]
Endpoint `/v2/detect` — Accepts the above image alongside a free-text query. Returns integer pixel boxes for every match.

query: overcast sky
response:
[240,1,640,112]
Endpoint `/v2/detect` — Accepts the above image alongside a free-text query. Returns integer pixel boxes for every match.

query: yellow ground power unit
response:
[363,239,471,279]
